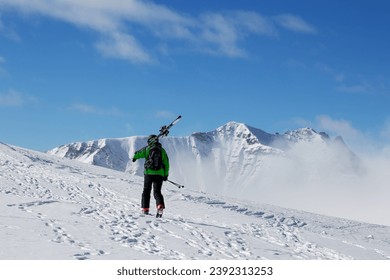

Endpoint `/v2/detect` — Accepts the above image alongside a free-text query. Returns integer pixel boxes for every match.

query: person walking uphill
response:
[132,135,169,217]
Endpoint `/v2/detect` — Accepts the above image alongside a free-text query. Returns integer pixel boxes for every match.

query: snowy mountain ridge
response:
[1,141,390,260]
[48,121,332,169]
[48,121,356,195]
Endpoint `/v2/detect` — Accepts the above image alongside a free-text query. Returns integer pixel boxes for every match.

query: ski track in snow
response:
[1,143,390,260]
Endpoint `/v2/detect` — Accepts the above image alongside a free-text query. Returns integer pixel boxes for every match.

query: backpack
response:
[145,144,163,171]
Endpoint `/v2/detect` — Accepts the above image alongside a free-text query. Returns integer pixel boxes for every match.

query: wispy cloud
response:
[336,84,372,94]
[293,115,361,139]
[274,14,317,34]
[0,0,188,63]
[0,0,317,62]
[316,63,380,95]
[316,115,362,139]
[198,11,277,57]
[304,114,390,155]
[265,115,390,226]
[0,55,7,77]
[0,90,23,106]
[199,12,245,57]
[0,89,37,107]
[95,32,152,63]
[0,15,21,41]
[69,103,126,117]
[293,115,389,155]
[316,63,344,82]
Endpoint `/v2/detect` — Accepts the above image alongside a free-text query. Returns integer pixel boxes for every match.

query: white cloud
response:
[234,11,277,36]
[316,63,345,82]
[0,0,188,63]
[0,89,36,107]
[316,115,361,139]
[0,13,21,41]
[293,115,365,151]
[199,13,244,57]
[0,90,23,106]
[0,0,317,62]
[95,32,152,63]
[198,11,277,57]
[263,115,390,225]
[292,115,372,154]
[0,17,4,34]
[316,63,381,95]
[274,14,317,34]
[0,56,6,77]
[336,84,371,94]
[294,115,390,156]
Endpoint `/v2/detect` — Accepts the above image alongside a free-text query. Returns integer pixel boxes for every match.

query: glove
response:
[132,158,137,162]
[163,176,168,181]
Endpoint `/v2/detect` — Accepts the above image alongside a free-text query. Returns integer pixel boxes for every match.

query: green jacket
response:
[133,144,169,177]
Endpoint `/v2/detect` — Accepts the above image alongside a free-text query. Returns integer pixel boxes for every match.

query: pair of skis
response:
[135,115,182,151]
[158,115,182,139]
[160,116,185,189]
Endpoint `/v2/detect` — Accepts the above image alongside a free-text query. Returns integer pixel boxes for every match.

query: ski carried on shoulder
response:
[157,115,182,139]
[135,115,182,153]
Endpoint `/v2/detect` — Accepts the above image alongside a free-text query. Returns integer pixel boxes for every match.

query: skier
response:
[132,134,169,217]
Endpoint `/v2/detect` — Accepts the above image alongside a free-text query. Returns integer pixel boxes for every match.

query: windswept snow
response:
[48,121,382,225]
[48,122,357,197]
[1,142,390,260]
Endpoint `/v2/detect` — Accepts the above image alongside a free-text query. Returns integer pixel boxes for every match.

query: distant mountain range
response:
[48,121,360,196]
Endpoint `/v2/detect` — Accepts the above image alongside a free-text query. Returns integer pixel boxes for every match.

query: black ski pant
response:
[141,174,165,209]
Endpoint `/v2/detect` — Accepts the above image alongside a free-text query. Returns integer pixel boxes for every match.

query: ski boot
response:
[156,204,164,218]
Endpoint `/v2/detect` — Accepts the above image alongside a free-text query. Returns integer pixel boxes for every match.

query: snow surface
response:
[1,142,390,260]
[48,122,377,225]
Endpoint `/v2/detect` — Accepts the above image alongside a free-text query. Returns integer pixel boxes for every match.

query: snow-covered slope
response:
[1,142,390,260]
[48,122,358,195]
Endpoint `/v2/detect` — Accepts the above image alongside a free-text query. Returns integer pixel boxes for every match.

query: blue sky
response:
[0,0,389,152]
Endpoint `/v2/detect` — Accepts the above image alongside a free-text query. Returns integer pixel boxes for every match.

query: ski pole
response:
[167,179,184,189]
